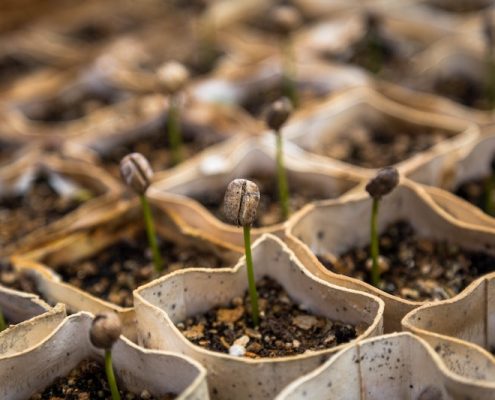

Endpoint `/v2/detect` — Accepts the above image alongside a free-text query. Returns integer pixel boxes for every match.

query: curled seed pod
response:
[120,153,154,195]
[89,312,122,350]
[223,179,260,226]
[265,97,293,132]
[157,61,190,95]
[365,166,399,199]
[271,5,302,36]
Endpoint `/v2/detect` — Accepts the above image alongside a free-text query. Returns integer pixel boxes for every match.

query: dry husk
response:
[150,135,363,251]
[0,311,209,400]
[134,234,384,400]
[276,332,495,400]
[286,178,495,332]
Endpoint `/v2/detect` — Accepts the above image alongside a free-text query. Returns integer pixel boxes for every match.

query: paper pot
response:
[403,271,495,363]
[11,197,240,340]
[150,135,362,251]
[276,332,495,400]
[0,302,65,358]
[286,178,495,332]
[0,312,209,400]
[0,153,121,256]
[134,234,384,400]
[282,87,478,184]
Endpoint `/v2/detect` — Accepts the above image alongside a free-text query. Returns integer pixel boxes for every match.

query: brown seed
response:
[223,179,260,226]
[157,61,189,95]
[365,166,399,199]
[265,97,293,132]
[120,153,153,195]
[89,312,122,350]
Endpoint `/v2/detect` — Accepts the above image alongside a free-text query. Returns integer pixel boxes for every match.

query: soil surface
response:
[29,359,175,400]
[318,123,450,169]
[0,175,92,247]
[0,260,40,295]
[56,232,232,307]
[177,276,358,358]
[0,56,41,87]
[427,0,492,13]
[194,173,330,227]
[433,73,491,111]
[317,221,495,301]
[454,176,492,214]
[102,119,225,175]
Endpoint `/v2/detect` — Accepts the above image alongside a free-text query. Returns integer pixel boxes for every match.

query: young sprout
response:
[0,308,6,332]
[363,11,384,75]
[484,155,495,215]
[120,153,163,274]
[365,167,399,287]
[271,5,302,107]
[266,97,293,220]
[223,179,261,327]
[90,312,123,400]
[483,15,495,109]
[157,61,190,166]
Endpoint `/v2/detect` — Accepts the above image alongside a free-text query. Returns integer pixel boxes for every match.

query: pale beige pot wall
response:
[286,179,495,332]
[134,234,384,400]
[275,332,495,400]
[0,312,209,400]
[403,271,495,364]
[150,136,363,251]
[282,87,478,184]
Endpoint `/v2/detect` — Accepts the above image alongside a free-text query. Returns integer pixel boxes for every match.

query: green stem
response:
[243,225,259,327]
[105,349,121,400]
[167,96,182,166]
[282,37,298,108]
[370,198,381,287]
[140,195,164,274]
[484,174,495,215]
[0,307,6,332]
[367,33,382,75]
[276,132,290,220]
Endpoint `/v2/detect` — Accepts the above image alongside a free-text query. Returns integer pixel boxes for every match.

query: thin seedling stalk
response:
[282,37,298,108]
[0,308,6,332]
[484,174,495,215]
[167,96,182,166]
[140,195,164,274]
[487,43,495,109]
[370,197,380,286]
[105,349,121,400]
[243,225,260,327]
[276,132,290,220]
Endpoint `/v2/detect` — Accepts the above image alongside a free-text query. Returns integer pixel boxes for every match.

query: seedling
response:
[265,97,293,220]
[157,61,190,165]
[223,179,261,326]
[365,167,399,287]
[120,153,164,274]
[0,308,5,332]
[484,155,495,215]
[483,15,495,109]
[90,312,123,400]
[362,11,384,75]
[271,5,302,107]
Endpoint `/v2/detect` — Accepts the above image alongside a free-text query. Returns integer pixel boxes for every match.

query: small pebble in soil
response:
[0,260,39,295]
[28,359,175,400]
[317,220,495,301]
[55,232,231,307]
[177,276,359,358]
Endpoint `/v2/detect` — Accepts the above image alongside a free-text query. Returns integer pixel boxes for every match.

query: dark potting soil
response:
[56,232,232,308]
[0,175,92,247]
[317,221,495,301]
[29,359,175,400]
[318,123,450,169]
[193,173,330,227]
[454,176,492,214]
[0,260,40,295]
[0,56,41,87]
[102,119,225,175]
[427,0,493,13]
[177,276,358,358]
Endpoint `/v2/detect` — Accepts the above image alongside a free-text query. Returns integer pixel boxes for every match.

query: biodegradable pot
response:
[11,197,240,341]
[150,136,363,251]
[0,153,121,256]
[134,234,384,400]
[0,312,209,400]
[0,302,65,358]
[282,86,479,183]
[286,178,495,332]
[276,332,495,400]
[403,271,495,364]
